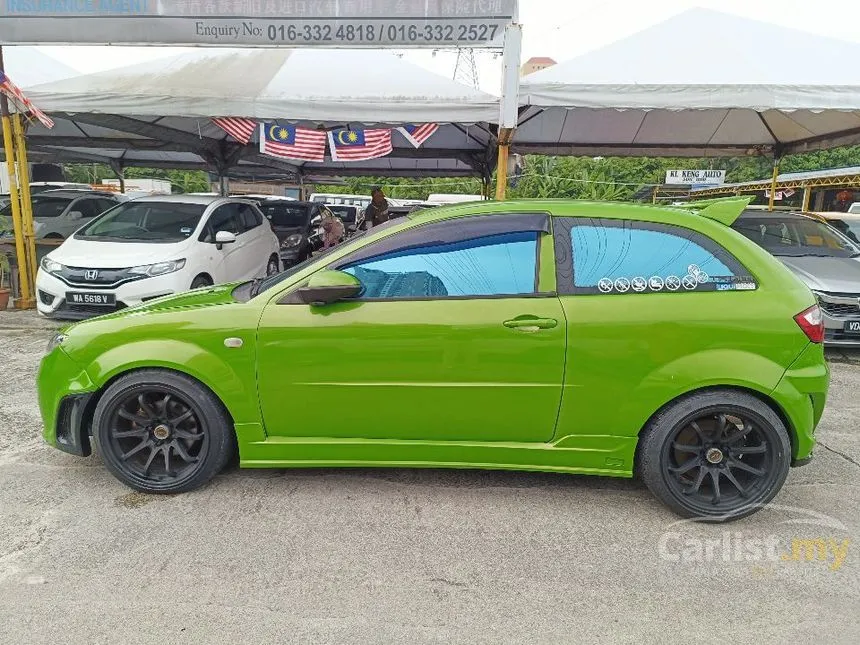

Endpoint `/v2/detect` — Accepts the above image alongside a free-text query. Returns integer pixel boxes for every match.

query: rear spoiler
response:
[684,197,753,226]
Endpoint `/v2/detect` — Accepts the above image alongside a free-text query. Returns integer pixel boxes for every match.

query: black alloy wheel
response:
[93,370,235,493]
[638,390,791,520]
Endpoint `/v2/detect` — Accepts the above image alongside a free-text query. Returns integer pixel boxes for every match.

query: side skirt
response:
[237,434,638,478]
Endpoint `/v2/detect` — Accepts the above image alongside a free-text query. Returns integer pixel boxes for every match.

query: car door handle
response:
[503,317,558,331]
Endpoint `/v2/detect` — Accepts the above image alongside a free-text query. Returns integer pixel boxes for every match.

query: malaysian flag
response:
[328,128,393,162]
[212,117,257,144]
[260,123,327,162]
[397,124,439,148]
[0,71,54,129]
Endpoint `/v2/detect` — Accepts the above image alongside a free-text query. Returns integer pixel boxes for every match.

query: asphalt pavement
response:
[0,310,858,644]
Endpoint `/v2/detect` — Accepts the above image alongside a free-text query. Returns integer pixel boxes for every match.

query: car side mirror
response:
[68,211,83,220]
[215,230,237,250]
[297,270,361,306]
[311,214,322,226]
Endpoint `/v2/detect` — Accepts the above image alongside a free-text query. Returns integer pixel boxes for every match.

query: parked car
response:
[811,211,860,245]
[35,195,279,320]
[29,182,94,195]
[38,199,828,520]
[0,189,124,240]
[732,210,860,345]
[246,198,325,267]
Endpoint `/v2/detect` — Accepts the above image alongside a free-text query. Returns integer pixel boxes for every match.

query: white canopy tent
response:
[516,9,860,158]
[19,48,501,181]
[3,47,78,86]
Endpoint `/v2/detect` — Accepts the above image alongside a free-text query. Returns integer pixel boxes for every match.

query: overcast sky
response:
[33,0,860,93]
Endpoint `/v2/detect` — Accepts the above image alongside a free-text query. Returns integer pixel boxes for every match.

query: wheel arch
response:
[634,384,796,468]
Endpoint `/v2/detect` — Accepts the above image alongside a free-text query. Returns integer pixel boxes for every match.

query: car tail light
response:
[794,304,824,343]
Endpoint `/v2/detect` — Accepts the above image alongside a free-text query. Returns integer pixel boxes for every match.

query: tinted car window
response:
[96,198,119,214]
[260,203,312,228]
[1,196,71,218]
[203,204,242,242]
[71,198,105,219]
[79,201,206,242]
[338,229,539,299]
[733,216,859,258]
[557,218,752,295]
[326,205,357,223]
[238,203,262,231]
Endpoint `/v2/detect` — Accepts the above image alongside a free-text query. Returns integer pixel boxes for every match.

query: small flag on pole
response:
[260,123,327,162]
[397,124,439,148]
[212,117,257,144]
[0,71,54,129]
[328,128,393,162]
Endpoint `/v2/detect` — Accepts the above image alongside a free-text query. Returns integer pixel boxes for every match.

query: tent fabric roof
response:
[25,48,500,124]
[6,47,78,87]
[516,9,860,157]
[18,48,498,179]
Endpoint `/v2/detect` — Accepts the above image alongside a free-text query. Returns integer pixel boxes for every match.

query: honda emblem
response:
[84,270,99,281]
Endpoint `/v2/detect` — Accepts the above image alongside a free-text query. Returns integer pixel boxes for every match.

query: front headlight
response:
[129,259,186,277]
[46,332,67,354]
[281,234,303,249]
[40,256,63,273]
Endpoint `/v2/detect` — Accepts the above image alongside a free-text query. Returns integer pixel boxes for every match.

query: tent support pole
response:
[0,49,35,309]
[11,114,37,298]
[768,159,780,212]
[802,185,812,212]
[495,133,511,201]
[109,160,126,193]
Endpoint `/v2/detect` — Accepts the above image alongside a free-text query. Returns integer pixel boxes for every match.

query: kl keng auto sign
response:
[665,169,726,186]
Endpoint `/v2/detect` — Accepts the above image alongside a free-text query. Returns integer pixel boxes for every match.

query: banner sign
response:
[0,0,518,48]
[665,169,726,186]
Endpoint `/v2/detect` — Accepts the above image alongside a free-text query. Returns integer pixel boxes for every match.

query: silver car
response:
[0,190,124,240]
[733,210,860,346]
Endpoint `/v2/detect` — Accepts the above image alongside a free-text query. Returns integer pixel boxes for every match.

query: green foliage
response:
[59,144,860,203]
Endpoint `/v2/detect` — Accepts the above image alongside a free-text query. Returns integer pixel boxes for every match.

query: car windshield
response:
[326,205,356,223]
[0,195,71,218]
[76,201,206,242]
[733,216,860,258]
[259,203,312,228]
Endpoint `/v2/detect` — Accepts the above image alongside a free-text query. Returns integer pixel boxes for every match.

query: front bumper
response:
[36,268,190,320]
[38,346,97,456]
[817,292,860,346]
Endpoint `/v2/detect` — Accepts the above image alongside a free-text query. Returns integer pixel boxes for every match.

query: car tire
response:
[266,255,280,276]
[92,370,236,494]
[190,274,213,289]
[637,389,791,521]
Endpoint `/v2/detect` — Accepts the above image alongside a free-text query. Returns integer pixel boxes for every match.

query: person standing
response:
[363,188,390,229]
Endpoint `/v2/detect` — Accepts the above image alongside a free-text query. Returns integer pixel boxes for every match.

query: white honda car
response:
[36,195,280,319]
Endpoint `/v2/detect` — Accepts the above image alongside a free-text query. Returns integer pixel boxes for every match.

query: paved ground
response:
[0,310,858,644]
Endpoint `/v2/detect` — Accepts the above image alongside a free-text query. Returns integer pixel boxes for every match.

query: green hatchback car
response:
[38,198,829,519]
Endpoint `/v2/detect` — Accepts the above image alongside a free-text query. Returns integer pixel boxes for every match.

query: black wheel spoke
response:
[690,421,707,442]
[170,408,194,426]
[727,459,766,478]
[121,438,151,461]
[709,469,722,505]
[732,444,767,456]
[174,428,203,441]
[172,440,198,463]
[669,457,701,475]
[160,394,173,414]
[118,409,150,426]
[722,468,748,497]
[142,445,160,474]
[137,394,157,418]
[717,413,730,438]
[672,442,701,454]
[684,465,708,495]
[112,427,148,439]
[727,420,755,444]
[163,445,172,476]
